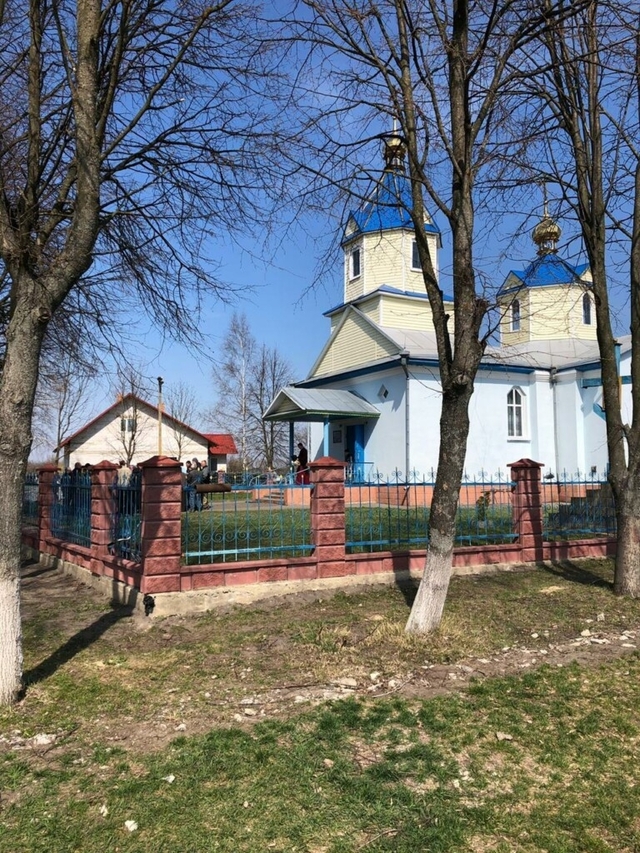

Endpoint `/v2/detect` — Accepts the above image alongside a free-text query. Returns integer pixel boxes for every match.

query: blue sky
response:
[85,219,344,420]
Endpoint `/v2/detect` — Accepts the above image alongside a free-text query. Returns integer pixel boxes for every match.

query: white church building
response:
[265,137,631,480]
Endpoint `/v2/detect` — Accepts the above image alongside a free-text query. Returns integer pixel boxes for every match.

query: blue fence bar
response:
[22,472,39,526]
[542,470,616,540]
[50,469,92,547]
[345,470,516,554]
[182,484,312,564]
[456,470,515,545]
[111,470,142,562]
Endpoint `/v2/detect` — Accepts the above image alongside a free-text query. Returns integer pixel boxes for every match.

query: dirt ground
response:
[7,558,639,760]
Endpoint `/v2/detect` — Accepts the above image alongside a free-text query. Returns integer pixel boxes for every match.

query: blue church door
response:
[346,424,365,482]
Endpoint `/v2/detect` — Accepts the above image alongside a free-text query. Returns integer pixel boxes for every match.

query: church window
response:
[507,388,524,437]
[511,299,520,332]
[583,293,592,325]
[350,247,361,279]
[412,239,421,270]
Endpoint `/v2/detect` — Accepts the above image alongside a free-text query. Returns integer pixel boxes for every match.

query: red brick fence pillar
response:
[310,457,347,578]
[508,458,544,562]
[90,461,119,573]
[139,455,183,594]
[37,464,58,552]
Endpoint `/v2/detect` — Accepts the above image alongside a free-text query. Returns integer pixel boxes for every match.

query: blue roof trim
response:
[572,360,603,373]
[377,284,455,301]
[323,285,454,317]
[409,359,536,376]
[299,355,537,387]
[498,253,590,296]
[299,360,403,386]
[341,170,440,244]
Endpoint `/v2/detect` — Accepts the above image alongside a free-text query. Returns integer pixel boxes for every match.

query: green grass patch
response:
[4,558,640,850]
[3,659,640,851]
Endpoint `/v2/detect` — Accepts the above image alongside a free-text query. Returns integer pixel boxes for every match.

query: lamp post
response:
[157,376,164,456]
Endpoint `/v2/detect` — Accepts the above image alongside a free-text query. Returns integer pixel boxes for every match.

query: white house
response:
[56,393,237,470]
[264,136,631,480]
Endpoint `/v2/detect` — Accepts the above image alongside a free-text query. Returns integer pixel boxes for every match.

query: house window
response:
[120,417,136,434]
[511,299,520,332]
[583,293,592,325]
[507,388,524,438]
[412,239,421,270]
[350,247,361,279]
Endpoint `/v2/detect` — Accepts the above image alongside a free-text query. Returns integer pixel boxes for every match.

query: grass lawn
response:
[2,558,640,851]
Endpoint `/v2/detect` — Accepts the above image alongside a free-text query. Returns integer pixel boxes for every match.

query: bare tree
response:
[209,312,256,470]
[107,396,146,465]
[0,0,285,703]
[166,381,200,462]
[105,367,153,465]
[516,0,640,595]
[248,343,295,469]
[288,0,582,633]
[33,357,96,464]
[209,312,295,470]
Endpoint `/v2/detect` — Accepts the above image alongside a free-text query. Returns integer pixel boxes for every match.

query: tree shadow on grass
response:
[540,559,613,590]
[22,598,137,690]
[21,563,58,581]
[391,554,420,608]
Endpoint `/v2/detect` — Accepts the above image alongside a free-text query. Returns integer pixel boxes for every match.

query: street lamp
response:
[157,376,164,456]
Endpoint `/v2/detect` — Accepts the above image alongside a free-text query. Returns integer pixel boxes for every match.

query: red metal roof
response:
[203,433,238,455]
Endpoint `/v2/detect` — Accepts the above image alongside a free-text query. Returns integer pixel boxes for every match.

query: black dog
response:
[143,594,155,616]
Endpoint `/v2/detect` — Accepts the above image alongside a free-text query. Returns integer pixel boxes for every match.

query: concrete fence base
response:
[22,456,616,616]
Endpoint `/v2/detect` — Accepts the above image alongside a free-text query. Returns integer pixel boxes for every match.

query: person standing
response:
[186,458,201,510]
[296,442,309,485]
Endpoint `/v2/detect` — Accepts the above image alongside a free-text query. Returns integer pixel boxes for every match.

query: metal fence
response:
[182,484,313,564]
[22,472,39,526]
[345,470,515,553]
[542,470,616,540]
[111,472,142,562]
[50,470,92,547]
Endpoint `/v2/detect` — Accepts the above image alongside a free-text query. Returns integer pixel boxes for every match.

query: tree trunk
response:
[0,295,46,704]
[613,485,640,597]
[406,385,473,633]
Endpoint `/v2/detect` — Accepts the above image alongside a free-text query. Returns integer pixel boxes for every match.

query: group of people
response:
[183,457,211,511]
[114,460,142,514]
[185,458,211,485]
[52,462,92,511]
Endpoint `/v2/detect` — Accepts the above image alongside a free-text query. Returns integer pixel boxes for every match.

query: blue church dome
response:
[342,136,440,245]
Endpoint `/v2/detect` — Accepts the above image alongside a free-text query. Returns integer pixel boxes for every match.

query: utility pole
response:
[157,376,164,456]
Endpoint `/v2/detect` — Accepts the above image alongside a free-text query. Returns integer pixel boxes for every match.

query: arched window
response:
[412,239,421,270]
[350,246,361,279]
[507,388,524,437]
[511,299,520,332]
[583,292,592,325]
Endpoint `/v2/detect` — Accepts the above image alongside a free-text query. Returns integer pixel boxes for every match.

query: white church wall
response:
[308,422,325,465]
[579,352,632,476]
[466,373,534,476]
[620,349,633,427]
[554,373,584,476]
[407,368,443,477]
[343,371,407,474]
[527,374,556,469]
[306,370,409,476]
